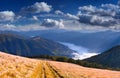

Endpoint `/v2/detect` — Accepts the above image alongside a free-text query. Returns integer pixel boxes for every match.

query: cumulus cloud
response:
[55,10,79,20]
[66,13,79,20]
[41,19,64,28]
[32,16,39,20]
[0,24,47,31]
[21,2,52,14]
[101,4,119,10]
[0,11,15,21]
[0,24,16,31]
[0,19,64,31]
[79,14,117,26]
[78,3,120,26]
[79,5,96,13]
[55,10,64,15]
[0,1,120,32]
[53,1,120,31]
[79,5,118,17]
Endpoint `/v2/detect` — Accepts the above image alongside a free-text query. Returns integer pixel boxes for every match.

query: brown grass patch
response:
[48,61,120,78]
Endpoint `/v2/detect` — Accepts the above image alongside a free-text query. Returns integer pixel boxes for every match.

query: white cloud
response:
[55,10,79,20]
[78,14,117,26]
[60,42,98,60]
[21,2,52,14]
[0,24,47,31]
[32,16,39,20]
[0,11,15,21]
[101,4,119,10]
[16,15,22,20]
[90,15,116,26]
[41,19,64,28]
[62,20,112,31]
[78,3,120,26]
[0,24,16,31]
[72,52,98,60]
[0,20,119,32]
[38,14,62,18]
[66,13,79,20]
[0,19,65,31]
[79,5,96,13]
[79,5,117,17]
[55,10,64,15]
[0,2,120,32]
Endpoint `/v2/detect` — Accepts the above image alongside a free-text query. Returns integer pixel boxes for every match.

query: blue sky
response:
[0,0,118,14]
[0,0,120,31]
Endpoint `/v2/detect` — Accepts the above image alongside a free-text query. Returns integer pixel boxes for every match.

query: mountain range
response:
[0,33,75,57]
[36,30,120,53]
[0,32,120,68]
[2,30,120,53]
[0,33,120,68]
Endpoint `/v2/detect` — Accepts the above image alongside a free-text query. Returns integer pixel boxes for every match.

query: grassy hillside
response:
[0,52,62,78]
[0,52,120,78]
[49,61,120,78]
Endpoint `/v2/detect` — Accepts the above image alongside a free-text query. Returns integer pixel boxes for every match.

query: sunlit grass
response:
[48,61,120,78]
[0,52,41,78]
[0,52,63,78]
[0,52,120,78]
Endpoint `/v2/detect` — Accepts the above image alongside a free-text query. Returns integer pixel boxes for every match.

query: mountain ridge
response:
[0,33,75,57]
[85,45,120,68]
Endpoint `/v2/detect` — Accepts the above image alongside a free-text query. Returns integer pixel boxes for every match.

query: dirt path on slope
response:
[30,61,63,78]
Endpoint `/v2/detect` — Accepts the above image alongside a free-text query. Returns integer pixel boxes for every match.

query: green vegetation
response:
[30,55,120,71]
[85,46,120,69]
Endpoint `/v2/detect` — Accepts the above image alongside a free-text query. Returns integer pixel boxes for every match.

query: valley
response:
[0,0,120,78]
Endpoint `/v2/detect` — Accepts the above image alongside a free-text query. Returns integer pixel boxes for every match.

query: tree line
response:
[30,55,120,71]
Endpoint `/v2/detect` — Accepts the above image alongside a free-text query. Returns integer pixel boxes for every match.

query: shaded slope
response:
[0,34,74,57]
[32,36,75,57]
[85,46,120,68]
[0,34,52,56]
[30,30,120,53]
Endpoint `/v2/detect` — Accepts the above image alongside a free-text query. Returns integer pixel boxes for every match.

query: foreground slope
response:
[0,52,41,78]
[0,52,120,78]
[85,45,120,68]
[49,61,120,78]
[0,52,62,78]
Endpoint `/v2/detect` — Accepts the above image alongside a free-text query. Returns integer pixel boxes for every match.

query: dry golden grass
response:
[48,61,120,78]
[0,52,61,78]
[0,51,120,78]
[0,52,41,78]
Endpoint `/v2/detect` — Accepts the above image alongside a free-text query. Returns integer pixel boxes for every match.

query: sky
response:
[0,0,120,31]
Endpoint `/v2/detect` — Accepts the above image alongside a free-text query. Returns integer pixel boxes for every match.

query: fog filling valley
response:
[60,42,99,60]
